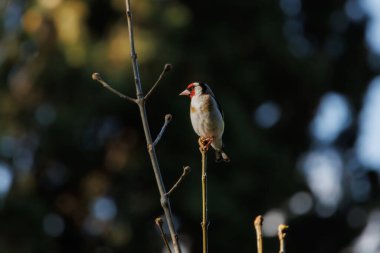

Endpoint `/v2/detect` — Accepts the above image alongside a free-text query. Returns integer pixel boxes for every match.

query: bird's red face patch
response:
[180,83,197,98]
[186,83,195,90]
[186,83,196,98]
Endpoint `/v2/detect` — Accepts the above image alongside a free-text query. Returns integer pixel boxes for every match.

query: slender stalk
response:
[278,224,289,253]
[254,215,264,253]
[200,147,208,253]
[125,1,181,252]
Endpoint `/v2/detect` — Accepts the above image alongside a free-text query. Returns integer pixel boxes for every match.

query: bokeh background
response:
[1,0,380,252]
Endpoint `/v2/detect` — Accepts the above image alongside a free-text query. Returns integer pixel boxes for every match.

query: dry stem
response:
[254,215,264,253]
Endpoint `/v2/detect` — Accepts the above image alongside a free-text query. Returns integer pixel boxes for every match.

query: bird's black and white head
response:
[179,82,214,98]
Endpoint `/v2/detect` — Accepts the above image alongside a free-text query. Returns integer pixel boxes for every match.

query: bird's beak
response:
[179,89,190,96]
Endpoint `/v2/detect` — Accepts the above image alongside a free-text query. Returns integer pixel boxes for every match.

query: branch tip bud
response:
[278,224,289,233]
[254,215,264,227]
[183,166,191,174]
[165,114,173,122]
[92,73,102,81]
[278,224,289,240]
[164,64,172,72]
[155,217,163,226]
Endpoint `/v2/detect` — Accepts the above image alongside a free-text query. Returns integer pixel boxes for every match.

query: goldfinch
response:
[180,82,230,162]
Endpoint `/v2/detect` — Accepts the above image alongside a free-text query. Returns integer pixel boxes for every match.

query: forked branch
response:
[94,1,183,252]
[124,0,182,252]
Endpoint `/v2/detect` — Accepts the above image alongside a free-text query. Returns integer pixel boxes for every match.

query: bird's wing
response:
[200,83,224,119]
[211,95,224,119]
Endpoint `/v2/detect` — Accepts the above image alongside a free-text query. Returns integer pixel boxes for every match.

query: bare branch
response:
[125,1,182,252]
[145,64,172,100]
[166,166,191,196]
[91,1,181,252]
[155,217,172,253]
[153,114,173,146]
[92,73,136,103]
[254,215,264,253]
[278,224,289,253]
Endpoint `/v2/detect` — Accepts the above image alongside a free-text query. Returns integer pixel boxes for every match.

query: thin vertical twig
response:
[254,215,264,253]
[199,144,209,253]
[124,1,182,252]
[278,224,289,253]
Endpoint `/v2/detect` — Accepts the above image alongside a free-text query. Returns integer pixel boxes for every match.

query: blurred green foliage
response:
[0,0,378,253]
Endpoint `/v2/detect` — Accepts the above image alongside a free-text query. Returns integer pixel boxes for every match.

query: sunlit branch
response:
[155,217,172,253]
[153,114,172,147]
[254,215,264,253]
[278,224,289,253]
[92,73,136,103]
[145,64,172,101]
[199,139,210,253]
[166,166,191,196]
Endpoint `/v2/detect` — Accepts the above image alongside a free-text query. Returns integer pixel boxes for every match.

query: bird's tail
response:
[215,149,230,163]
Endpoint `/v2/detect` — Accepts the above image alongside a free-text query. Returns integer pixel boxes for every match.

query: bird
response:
[179,82,230,162]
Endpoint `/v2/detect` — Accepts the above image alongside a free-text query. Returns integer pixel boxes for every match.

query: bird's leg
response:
[198,137,214,151]
[203,137,213,150]
[198,137,205,149]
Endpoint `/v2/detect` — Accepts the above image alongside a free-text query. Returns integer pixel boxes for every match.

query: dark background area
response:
[1,0,379,252]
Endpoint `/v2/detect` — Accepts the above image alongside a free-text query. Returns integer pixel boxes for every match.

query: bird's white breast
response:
[190,94,224,138]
